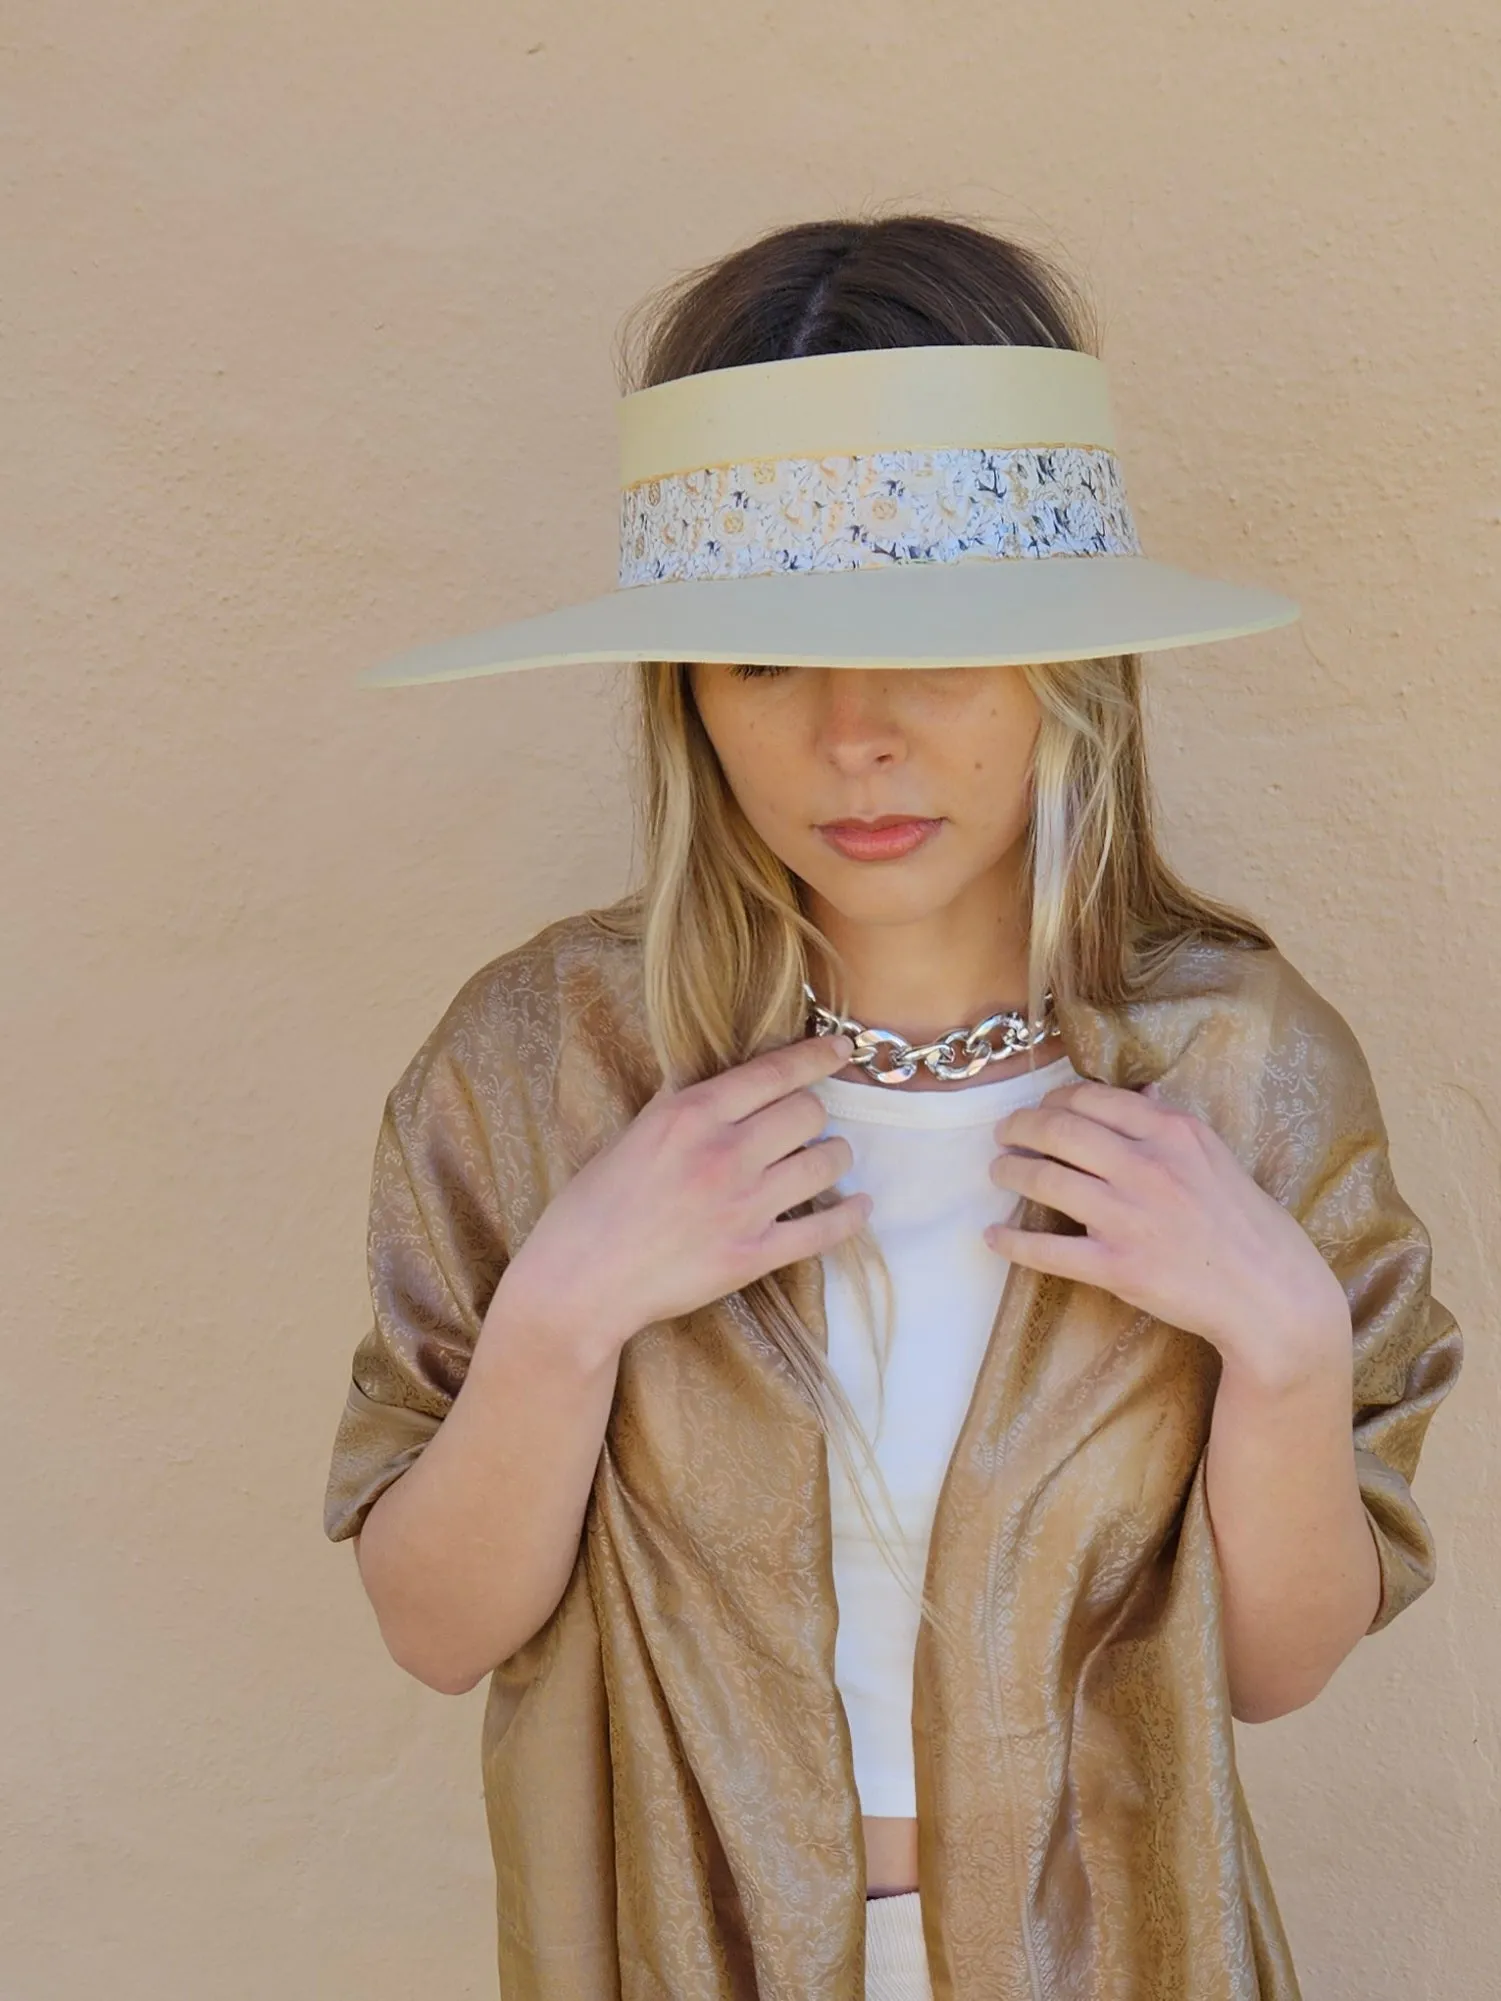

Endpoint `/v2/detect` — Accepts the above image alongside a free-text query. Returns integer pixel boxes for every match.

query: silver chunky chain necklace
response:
[801,979,1062,1085]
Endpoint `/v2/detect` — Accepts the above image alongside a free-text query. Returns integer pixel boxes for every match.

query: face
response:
[685,662,1043,984]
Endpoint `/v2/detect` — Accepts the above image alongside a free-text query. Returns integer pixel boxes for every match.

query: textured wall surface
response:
[5,3,1496,1995]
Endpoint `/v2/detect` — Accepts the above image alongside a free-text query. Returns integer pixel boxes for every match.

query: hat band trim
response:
[618,445,1141,587]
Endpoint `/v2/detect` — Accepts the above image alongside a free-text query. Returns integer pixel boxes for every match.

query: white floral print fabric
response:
[618,445,1141,587]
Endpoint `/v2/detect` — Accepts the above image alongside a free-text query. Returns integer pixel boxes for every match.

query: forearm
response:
[1205,1316,1381,1724]
[354,1266,626,1696]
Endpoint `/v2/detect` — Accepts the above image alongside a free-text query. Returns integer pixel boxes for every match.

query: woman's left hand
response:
[987,1079,1354,1393]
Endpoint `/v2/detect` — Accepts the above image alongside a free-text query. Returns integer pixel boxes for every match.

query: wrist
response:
[479,1262,636,1379]
[1212,1274,1353,1401]
[1215,1327,1352,1408]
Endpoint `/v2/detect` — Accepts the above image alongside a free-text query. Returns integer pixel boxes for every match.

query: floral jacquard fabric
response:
[617,445,1143,587]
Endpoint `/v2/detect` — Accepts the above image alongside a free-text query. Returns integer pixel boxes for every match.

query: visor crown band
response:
[618,443,1142,588]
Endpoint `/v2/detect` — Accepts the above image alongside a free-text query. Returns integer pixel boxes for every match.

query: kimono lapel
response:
[588,1245,866,1996]
[908,956,1295,2000]
[905,981,1149,1998]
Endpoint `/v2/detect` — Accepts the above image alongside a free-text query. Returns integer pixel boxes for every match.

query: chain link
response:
[801,980,1061,1084]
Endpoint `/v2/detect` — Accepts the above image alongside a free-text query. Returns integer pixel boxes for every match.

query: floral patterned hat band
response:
[617,345,1143,587]
[358,344,1299,687]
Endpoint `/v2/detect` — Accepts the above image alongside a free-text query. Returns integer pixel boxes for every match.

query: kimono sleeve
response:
[322,1007,513,1546]
[1262,969,1464,1635]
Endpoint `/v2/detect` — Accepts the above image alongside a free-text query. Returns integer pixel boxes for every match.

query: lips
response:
[819,816,932,831]
[817,817,943,861]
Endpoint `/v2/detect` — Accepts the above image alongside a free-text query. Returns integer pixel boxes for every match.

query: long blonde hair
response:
[592,211,1275,1650]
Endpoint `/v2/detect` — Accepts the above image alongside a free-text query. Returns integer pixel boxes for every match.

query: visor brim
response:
[358,555,1299,687]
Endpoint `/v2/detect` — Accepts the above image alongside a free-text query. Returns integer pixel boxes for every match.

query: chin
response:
[800,868,952,921]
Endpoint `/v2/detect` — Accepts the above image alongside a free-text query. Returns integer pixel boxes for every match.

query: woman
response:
[323,215,1461,2000]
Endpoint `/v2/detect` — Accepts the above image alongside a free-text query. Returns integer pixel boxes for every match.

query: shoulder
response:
[1145,936,1377,1085]
[1168,941,1394,1216]
[443,901,635,1039]
[1200,939,1384,1123]
[407,896,635,1047]
[384,896,647,1131]
[1251,947,1389,1160]
[1108,937,1387,1177]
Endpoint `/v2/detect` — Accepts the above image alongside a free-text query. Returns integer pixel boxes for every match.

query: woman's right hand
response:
[500,1031,871,1355]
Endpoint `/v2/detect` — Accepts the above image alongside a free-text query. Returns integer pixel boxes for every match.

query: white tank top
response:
[807,1047,1081,1818]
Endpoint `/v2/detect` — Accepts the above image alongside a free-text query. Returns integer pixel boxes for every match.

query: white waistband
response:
[865,1889,930,1993]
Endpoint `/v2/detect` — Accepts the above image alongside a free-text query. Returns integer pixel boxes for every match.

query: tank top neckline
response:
[810,1050,1078,1128]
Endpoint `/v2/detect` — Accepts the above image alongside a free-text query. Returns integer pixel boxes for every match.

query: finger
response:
[707,1031,854,1124]
[991,1147,1119,1231]
[995,1102,1139,1184]
[985,1220,1112,1285]
[1021,1077,1164,1142]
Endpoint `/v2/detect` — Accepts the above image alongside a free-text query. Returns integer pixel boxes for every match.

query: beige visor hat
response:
[359,342,1298,687]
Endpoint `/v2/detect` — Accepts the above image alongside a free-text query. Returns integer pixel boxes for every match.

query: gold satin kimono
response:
[323,899,1462,2001]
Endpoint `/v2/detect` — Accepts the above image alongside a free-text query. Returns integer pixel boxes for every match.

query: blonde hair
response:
[591,211,1275,1653]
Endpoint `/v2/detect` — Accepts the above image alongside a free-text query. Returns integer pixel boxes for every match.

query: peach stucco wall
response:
[6,4,1496,1996]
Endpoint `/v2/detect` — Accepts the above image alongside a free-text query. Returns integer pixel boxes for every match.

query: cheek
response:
[703,707,803,811]
[722,731,794,814]
[951,750,1034,841]
[706,733,807,850]
[950,688,1038,789]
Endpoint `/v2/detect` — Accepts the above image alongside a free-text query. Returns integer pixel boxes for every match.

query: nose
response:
[813,670,911,751]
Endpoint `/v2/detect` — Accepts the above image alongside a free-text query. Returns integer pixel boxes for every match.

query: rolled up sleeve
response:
[323,1012,513,1546]
[1261,967,1464,1636]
